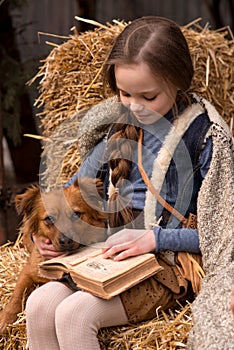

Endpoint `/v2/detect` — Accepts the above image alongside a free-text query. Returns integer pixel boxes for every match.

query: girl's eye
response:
[71,211,81,221]
[120,91,130,97]
[44,216,55,225]
[144,95,157,101]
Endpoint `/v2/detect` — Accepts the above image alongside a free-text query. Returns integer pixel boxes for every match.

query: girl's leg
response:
[55,291,128,350]
[26,281,74,350]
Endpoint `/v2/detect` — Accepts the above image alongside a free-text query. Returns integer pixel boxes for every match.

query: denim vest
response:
[159,113,212,228]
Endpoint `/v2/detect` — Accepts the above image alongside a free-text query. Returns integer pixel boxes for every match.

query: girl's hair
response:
[103,16,194,230]
[104,16,194,97]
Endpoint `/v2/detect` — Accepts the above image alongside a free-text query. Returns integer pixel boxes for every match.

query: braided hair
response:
[106,109,140,230]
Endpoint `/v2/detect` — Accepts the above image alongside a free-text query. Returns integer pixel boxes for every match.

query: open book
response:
[39,244,163,299]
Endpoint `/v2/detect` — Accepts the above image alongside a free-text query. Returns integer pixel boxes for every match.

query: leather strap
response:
[138,128,187,226]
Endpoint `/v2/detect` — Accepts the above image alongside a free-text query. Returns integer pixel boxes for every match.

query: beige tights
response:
[26,281,128,350]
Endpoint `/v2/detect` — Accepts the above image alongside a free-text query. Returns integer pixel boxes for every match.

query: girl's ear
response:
[15,185,40,217]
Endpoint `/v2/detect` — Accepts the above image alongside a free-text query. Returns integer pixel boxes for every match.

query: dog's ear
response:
[73,177,104,198]
[15,185,40,217]
[73,177,104,205]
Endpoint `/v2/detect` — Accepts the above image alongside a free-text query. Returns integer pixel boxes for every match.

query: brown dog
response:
[0,177,107,334]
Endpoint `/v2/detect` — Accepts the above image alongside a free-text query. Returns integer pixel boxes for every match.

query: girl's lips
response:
[134,113,149,119]
[133,111,163,125]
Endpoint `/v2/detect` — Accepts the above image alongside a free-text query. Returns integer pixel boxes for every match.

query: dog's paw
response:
[0,310,17,334]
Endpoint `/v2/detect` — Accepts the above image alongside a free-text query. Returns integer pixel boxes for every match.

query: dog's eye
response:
[71,211,81,221]
[44,216,55,225]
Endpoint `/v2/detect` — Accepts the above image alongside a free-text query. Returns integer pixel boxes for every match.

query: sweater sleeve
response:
[154,226,200,253]
[64,138,107,187]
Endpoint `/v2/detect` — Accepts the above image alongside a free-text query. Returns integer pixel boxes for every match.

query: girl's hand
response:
[32,235,65,260]
[102,228,156,261]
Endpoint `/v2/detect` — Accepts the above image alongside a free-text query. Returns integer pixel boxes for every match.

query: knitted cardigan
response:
[77,95,234,349]
[186,98,234,350]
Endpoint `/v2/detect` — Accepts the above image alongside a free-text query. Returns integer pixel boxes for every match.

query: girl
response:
[26,16,234,349]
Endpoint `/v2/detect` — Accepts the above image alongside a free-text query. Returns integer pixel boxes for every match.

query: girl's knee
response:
[55,291,98,329]
[26,282,72,320]
[55,291,84,324]
[55,291,125,332]
[26,284,49,318]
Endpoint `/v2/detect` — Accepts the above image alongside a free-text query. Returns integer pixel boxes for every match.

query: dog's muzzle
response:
[58,234,79,251]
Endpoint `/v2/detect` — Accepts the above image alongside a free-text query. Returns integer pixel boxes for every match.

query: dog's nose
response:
[59,235,74,248]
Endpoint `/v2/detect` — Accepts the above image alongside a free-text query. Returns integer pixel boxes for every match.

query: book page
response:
[70,253,159,282]
[40,243,104,268]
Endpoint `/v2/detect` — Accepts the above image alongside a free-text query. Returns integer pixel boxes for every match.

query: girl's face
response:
[115,62,177,125]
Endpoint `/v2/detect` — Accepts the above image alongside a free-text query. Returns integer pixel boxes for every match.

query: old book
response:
[39,243,163,299]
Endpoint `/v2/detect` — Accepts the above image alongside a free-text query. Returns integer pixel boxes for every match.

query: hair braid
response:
[107,111,140,230]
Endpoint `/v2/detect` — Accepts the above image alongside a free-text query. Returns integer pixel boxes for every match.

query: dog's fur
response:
[0,178,107,333]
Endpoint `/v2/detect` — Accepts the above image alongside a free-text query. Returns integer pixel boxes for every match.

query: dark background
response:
[0,0,233,243]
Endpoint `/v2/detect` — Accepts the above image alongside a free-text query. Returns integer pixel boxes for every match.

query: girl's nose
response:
[129,102,144,113]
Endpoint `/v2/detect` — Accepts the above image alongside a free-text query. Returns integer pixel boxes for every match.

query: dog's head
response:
[15,178,107,252]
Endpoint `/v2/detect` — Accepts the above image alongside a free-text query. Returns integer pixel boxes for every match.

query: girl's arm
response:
[154,227,200,253]
[64,137,107,187]
[101,227,199,261]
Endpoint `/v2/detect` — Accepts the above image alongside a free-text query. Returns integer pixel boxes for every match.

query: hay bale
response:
[0,238,29,350]
[30,18,122,136]
[28,18,234,188]
[98,303,193,349]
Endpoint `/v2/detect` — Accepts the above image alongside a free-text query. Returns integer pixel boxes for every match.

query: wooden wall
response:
[11,0,233,62]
